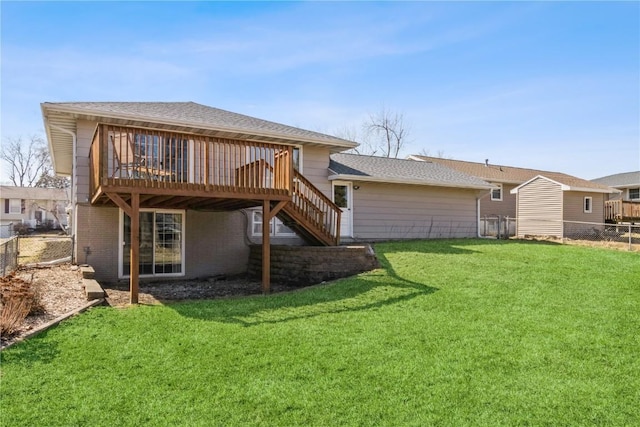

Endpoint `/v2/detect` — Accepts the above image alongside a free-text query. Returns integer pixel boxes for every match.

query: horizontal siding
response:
[563,192,605,223]
[517,177,563,238]
[302,145,332,199]
[480,183,517,217]
[76,120,98,205]
[351,182,478,240]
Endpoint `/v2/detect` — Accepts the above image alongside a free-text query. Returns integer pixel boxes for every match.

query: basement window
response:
[251,210,296,237]
[584,197,593,213]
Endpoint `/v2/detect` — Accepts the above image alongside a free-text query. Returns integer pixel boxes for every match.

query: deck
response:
[604,200,640,223]
[88,124,341,303]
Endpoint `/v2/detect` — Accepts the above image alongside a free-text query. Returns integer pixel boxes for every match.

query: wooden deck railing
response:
[90,124,293,200]
[285,170,341,245]
[605,199,640,222]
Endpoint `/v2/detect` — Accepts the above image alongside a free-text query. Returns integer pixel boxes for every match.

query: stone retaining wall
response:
[248,245,380,286]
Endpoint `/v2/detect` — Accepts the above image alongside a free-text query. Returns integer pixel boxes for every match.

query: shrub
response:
[0,272,43,337]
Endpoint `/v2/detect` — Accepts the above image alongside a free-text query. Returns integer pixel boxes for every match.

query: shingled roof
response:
[409,155,614,193]
[329,153,494,190]
[591,171,640,188]
[42,102,357,175]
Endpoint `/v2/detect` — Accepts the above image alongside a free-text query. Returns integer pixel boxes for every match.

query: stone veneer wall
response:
[248,245,380,286]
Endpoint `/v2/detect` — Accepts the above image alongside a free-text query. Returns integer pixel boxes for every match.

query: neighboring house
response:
[510,175,617,238]
[408,156,617,238]
[592,171,640,222]
[0,185,69,237]
[42,101,497,301]
[328,154,493,241]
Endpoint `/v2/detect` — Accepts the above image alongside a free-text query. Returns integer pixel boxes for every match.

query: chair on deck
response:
[111,134,173,180]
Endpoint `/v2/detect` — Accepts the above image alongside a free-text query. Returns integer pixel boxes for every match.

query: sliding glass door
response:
[121,210,184,277]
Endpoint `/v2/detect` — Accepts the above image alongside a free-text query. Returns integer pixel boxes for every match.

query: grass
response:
[1,239,639,426]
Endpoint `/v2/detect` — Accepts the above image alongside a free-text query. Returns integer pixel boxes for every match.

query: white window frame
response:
[292,146,303,173]
[9,199,22,214]
[118,208,186,279]
[584,196,593,213]
[251,209,296,237]
[629,188,640,201]
[490,184,502,201]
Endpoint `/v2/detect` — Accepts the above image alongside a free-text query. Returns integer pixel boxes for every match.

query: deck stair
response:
[276,170,341,246]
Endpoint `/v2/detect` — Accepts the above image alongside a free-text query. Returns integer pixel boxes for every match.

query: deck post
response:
[130,192,140,304]
[262,200,271,294]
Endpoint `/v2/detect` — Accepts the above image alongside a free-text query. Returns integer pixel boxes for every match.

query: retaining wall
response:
[248,245,380,286]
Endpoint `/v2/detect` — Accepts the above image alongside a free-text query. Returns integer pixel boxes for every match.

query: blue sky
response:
[1,1,638,180]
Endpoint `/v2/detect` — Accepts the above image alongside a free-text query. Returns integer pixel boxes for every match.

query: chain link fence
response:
[0,236,19,276]
[562,220,639,251]
[16,234,74,266]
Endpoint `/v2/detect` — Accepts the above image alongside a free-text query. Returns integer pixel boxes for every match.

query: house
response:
[0,185,69,237]
[328,153,493,241]
[408,156,617,237]
[42,101,492,302]
[592,171,640,223]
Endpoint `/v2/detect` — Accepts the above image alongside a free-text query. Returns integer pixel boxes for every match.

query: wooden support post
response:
[262,200,271,294]
[130,192,140,304]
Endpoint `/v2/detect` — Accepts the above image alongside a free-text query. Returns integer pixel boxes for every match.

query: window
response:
[251,210,296,237]
[490,184,502,201]
[292,147,302,172]
[584,197,593,213]
[629,188,640,200]
[121,209,184,277]
[5,199,23,214]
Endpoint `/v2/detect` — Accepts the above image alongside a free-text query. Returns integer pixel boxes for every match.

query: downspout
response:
[477,190,492,238]
[47,123,77,254]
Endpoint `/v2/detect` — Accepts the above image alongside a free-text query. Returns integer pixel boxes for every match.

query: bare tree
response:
[365,107,409,158]
[335,108,410,158]
[1,135,50,187]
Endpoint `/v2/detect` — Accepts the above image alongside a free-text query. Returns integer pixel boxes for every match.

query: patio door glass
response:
[122,210,183,277]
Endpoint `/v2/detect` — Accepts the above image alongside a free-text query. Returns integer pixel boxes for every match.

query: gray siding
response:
[480,183,518,218]
[563,192,605,223]
[302,145,332,199]
[185,210,249,278]
[349,182,479,240]
[75,120,97,206]
[76,204,250,282]
[516,177,563,238]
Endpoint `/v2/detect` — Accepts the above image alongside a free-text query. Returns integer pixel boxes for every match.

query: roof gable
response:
[510,175,618,194]
[329,153,494,190]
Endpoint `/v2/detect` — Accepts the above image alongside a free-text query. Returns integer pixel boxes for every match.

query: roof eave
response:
[41,103,358,149]
[328,173,494,190]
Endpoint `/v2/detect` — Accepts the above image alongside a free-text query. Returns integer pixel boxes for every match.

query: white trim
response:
[490,183,503,201]
[584,196,593,213]
[511,175,618,195]
[628,187,640,200]
[332,180,353,238]
[118,208,186,279]
[250,208,297,238]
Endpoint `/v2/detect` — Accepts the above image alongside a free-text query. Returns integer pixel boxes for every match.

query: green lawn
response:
[1,239,639,426]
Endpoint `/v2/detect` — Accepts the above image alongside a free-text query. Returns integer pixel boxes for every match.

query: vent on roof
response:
[485,159,489,167]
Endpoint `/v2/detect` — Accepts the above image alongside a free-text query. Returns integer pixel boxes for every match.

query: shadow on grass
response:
[168,243,439,326]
